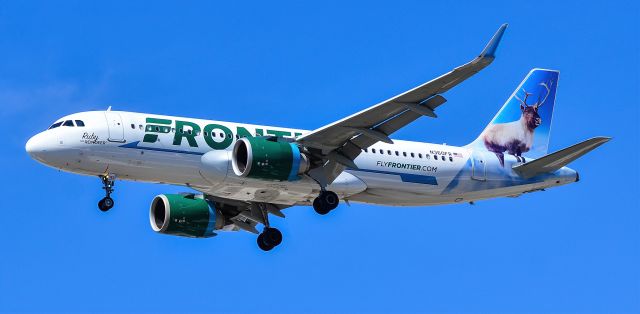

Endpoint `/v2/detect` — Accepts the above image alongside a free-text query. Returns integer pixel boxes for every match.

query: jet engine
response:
[149,194,225,238]
[231,137,309,181]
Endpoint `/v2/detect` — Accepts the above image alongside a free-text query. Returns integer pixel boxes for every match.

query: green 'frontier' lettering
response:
[173,120,201,147]
[236,126,254,138]
[204,124,233,149]
[266,129,291,137]
[144,117,172,143]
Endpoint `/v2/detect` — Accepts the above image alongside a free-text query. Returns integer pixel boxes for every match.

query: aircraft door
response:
[105,111,125,142]
[471,151,486,181]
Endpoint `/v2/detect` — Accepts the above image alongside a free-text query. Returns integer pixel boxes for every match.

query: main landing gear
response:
[98,174,115,212]
[313,190,339,215]
[256,204,283,251]
[257,227,283,251]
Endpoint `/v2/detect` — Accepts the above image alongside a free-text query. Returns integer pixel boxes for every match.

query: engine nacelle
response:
[231,137,309,181]
[149,194,224,238]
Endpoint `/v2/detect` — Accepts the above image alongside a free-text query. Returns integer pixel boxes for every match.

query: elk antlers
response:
[515,81,553,109]
[515,89,533,107]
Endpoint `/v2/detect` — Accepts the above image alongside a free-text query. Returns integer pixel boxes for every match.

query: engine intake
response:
[150,194,224,238]
[232,137,309,181]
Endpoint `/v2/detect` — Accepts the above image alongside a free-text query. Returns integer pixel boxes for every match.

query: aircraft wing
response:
[296,24,508,186]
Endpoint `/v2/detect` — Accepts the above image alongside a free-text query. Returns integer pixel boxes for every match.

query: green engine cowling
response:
[231,137,309,181]
[149,194,224,238]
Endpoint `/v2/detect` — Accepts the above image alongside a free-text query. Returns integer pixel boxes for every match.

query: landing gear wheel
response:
[257,227,282,251]
[321,191,339,210]
[313,198,331,215]
[257,234,274,251]
[98,175,116,212]
[263,227,282,246]
[98,197,114,212]
[313,190,339,215]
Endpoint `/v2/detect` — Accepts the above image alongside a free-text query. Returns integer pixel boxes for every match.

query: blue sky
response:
[1,1,638,312]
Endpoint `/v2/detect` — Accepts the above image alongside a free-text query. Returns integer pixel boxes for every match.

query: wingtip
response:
[595,136,613,142]
[479,23,508,58]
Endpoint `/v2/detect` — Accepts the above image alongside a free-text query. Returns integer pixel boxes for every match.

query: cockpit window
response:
[48,121,63,129]
[63,120,74,127]
[75,120,85,127]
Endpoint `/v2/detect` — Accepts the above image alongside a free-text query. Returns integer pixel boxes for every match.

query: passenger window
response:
[441,155,446,161]
[171,128,175,133]
[418,153,422,158]
[63,120,74,127]
[179,128,183,133]
[155,126,160,132]
[426,154,430,160]
[410,153,415,158]
[395,151,399,156]
[449,156,453,162]
[371,148,376,153]
[48,121,63,129]
[187,129,192,135]
[219,132,224,138]
[380,150,384,155]
[130,124,135,129]
[139,125,143,130]
[387,150,391,155]
[403,152,407,157]
[75,120,85,127]
[363,148,368,153]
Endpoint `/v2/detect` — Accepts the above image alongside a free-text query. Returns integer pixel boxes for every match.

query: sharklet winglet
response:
[479,23,508,58]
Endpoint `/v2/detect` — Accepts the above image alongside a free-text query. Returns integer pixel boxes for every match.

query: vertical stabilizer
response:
[468,69,559,166]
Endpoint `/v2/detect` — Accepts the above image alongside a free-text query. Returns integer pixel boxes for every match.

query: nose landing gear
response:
[313,190,339,215]
[98,174,116,212]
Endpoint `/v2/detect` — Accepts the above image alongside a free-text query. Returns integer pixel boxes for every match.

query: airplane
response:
[25,24,610,251]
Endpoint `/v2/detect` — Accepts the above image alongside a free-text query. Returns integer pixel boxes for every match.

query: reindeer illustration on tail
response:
[482,81,553,166]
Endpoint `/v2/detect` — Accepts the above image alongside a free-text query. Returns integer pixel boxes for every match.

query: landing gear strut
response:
[313,190,339,215]
[98,174,115,212]
[256,203,283,251]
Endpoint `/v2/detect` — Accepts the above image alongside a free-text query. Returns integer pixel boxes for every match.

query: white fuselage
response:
[26,111,578,207]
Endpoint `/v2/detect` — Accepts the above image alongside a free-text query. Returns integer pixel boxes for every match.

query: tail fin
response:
[468,68,559,162]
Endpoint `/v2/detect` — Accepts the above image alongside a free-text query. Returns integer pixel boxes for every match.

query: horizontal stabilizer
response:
[512,137,611,178]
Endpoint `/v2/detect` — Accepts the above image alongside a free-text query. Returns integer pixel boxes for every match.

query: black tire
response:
[263,228,282,247]
[98,197,114,212]
[313,198,331,215]
[257,233,274,251]
[103,197,114,208]
[321,191,339,210]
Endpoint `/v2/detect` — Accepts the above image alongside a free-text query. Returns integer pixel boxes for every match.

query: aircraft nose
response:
[25,133,43,156]
[25,132,53,158]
